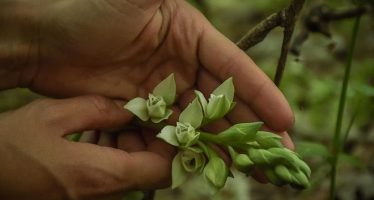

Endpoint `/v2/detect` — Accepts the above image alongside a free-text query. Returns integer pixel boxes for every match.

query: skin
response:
[0,0,294,199]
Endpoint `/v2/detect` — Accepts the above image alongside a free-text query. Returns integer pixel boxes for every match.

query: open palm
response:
[28,0,293,136]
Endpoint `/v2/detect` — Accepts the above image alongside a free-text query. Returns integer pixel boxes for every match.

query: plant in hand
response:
[124,74,311,193]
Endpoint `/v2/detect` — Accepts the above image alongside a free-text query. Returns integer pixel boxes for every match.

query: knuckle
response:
[86,95,114,116]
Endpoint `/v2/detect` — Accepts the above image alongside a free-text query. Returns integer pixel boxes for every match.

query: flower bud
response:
[146,94,167,118]
[248,148,278,165]
[206,94,232,120]
[181,147,206,173]
[228,146,254,173]
[176,122,200,147]
[203,157,229,189]
[233,154,254,173]
[274,165,293,183]
[265,168,284,186]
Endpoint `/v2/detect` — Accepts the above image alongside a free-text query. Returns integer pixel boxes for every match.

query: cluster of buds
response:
[124,74,311,194]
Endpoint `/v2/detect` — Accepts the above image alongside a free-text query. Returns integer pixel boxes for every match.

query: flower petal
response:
[212,77,234,102]
[206,95,231,120]
[179,98,203,128]
[152,74,176,105]
[172,153,189,189]
[194,90,208,114]
[151,109,173,123]
[157,126,178,146]
[203,156,229,189]
[124,97,149,121]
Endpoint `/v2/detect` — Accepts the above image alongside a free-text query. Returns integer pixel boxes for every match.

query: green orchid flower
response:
[124,74,176,123]
[171,147,207,189]
[157,98,203,147]
[195,78,235,122]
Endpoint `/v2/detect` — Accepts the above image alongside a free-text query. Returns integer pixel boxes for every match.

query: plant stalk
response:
[329,15,361,200]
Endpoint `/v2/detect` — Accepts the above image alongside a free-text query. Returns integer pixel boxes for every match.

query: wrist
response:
[0,1,41,90]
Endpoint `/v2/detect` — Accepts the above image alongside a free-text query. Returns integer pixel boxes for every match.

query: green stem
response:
[199,131,222,144]
[330,15,361,200]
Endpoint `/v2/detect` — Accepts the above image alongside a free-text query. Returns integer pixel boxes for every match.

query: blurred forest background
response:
[0,0,373,200]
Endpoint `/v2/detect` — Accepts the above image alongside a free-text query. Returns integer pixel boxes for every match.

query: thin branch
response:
[274,0,305,86]
[236,0,305,86]
[236,10,285,50]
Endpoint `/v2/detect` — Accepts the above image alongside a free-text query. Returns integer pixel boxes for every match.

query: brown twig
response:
[274,0,305,86]
[236,0,305,86]
[236,10,285,50]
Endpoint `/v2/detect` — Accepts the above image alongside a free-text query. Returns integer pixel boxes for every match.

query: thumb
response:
[41,95,132,135]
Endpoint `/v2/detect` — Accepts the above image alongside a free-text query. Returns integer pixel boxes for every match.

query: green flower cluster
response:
[124,74,311,194]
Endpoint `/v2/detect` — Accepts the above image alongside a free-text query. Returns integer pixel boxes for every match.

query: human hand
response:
[18,0,293,138]
[0,95,174,200]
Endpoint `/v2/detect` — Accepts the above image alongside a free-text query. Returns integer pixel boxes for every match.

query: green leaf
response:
[152,74,176,105]
[194,90,207,114]
[124,97,149,121]
[255,131,283,148]
[172,153,189,189]
[206,95,231,120]
[296,141,330,159]
[212,77,234,102]
[203,156,229,189]
[179,98,203,128]
[151,109,173,123]
[217,122,263,144]
[157,126,178,146]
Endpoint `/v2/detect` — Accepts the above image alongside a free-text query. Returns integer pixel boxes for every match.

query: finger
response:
[198,22,294,131]
[97,131,117,147]
[117,131,146,152]
[64,142,173,195]
[79,130,99,144]
[279,132,295,150]
[39,95,132,135]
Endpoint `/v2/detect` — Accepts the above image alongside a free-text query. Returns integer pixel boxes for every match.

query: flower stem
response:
[330,14,361,200]
[199,132,222,144]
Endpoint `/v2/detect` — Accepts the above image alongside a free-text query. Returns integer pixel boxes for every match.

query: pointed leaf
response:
[203,157,229,189]
[194,90,208,114]
[212,77,234,102]
[179,98,203,128]
[157,126,178,146]
[124,97,149,121]
[206,95,231,120]
[152,74,176,105]
[172,153,189,189]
